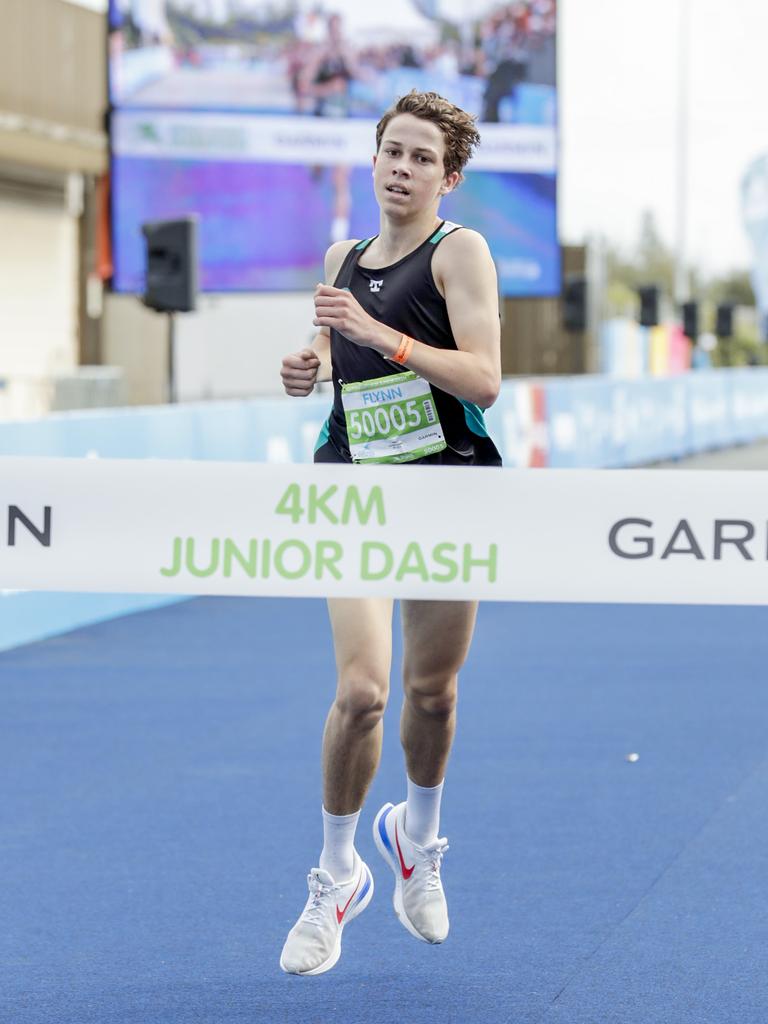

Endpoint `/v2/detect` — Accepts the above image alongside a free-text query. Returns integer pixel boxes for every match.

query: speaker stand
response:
[167,312,176,404]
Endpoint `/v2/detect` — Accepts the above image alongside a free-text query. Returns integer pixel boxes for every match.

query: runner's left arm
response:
[312,230,501,408]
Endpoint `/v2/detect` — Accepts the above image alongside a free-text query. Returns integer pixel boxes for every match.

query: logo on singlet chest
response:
[369,279,383,293]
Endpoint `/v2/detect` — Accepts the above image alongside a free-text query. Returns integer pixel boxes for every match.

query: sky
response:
[67,0,768,275]
[559,0,767,275]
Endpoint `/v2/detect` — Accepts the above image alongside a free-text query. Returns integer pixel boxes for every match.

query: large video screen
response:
[108,1,558,295]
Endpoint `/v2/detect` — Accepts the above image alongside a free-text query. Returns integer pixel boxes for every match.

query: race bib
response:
[341,371,447,464]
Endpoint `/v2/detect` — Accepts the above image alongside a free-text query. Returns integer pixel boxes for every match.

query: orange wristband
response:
[392,333,415,365]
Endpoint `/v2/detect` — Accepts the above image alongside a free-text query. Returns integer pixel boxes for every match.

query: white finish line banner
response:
[2,457,767,605]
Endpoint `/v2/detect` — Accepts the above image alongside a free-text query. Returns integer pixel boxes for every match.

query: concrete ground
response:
[649,439,768,470]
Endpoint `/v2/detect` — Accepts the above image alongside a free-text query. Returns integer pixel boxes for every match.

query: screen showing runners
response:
[108,0,558,295]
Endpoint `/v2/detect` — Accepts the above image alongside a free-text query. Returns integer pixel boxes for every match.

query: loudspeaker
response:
[681,301,699,340]
[715,303,734,338]
[141,216,198,313]
[638,285,660,327]
[562,275,587,332]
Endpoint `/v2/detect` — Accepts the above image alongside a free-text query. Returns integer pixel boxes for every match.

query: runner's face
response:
[373,114,458,216]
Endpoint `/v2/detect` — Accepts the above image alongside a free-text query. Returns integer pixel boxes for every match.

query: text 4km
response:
[275,484,385,526]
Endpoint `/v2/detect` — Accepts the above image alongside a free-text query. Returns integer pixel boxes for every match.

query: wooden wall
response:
[500,245,593,376]
[0,0,107,173]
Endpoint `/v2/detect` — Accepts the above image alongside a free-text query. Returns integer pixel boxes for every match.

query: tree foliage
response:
[600,210,763,364]
[602,209,756,316]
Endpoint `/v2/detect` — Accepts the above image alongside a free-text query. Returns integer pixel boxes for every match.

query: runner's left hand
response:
[313,285,386,349]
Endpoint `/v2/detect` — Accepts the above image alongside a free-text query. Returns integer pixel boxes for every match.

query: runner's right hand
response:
[281,348,321,397]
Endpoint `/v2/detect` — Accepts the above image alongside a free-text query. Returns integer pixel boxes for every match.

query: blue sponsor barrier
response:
[536,368,768,468]
[2,370,768,469]
[0,397,329,463]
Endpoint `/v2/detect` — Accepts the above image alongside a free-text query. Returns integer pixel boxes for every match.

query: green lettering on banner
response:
[274,540,312,579]
[223,539,258,578]
[361,541,393,580]
[156,520,493,591]
[431,542,459,583]
[186,538,220,577]
[160,537,182,577]
[316,540,343,580]
[342,485,386,526]
[263,539,272,577]
[308,485,339,525]
[462,543,498,583]
[275,484,304,524]
[396,542,429,582]
[275,483,385,526]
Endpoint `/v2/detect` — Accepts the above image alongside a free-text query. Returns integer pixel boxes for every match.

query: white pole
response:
[674,0,690,304]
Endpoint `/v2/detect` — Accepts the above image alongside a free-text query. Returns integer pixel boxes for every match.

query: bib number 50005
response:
[347,400,422,440]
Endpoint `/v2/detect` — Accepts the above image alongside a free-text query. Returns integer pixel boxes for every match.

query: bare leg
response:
[400,600,478,787]
[329,164,351,241]
[280,597,390,975]
[322,597,394,814]
[332,164,351,221]
[367,601,478,944]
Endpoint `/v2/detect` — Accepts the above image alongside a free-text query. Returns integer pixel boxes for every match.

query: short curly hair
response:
[375,91,480,183]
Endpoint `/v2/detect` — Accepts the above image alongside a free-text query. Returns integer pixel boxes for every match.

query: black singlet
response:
[314,53,352,85]
[314,220,503,467]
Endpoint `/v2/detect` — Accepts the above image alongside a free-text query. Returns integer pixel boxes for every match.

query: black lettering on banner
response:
[714,520,754,560]
[661,520,704,560]
[8,506,52,547]
[609,518,654,559]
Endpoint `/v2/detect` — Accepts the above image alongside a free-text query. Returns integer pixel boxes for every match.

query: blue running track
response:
[2,598,767,1023]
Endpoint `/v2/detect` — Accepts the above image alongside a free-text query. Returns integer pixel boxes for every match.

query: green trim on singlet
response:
[314,417,331,453]
[355,237,374,251]
[460,400,490,438]
[429,220,462,244]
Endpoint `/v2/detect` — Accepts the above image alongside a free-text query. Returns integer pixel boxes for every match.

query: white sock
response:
[404,776,444,846]
[319,806,360,882]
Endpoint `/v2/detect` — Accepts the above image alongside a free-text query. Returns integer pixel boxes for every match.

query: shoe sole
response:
[279,864,374,976]
[373,803,443,945]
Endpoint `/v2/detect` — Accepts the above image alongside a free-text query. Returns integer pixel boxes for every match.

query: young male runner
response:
[279,90,502,976]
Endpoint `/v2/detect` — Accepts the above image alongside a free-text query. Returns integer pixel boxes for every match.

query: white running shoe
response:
[373,801,449,944]
[279,850,374,976]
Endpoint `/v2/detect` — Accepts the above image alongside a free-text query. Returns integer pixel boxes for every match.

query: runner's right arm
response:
[280,240,357,397]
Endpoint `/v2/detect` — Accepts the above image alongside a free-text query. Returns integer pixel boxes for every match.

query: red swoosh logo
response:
[336,872,361,924]
[395,820,415,879]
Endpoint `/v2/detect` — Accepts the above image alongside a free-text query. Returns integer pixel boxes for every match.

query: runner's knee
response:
[334,671,388,730]
[403,672,457,719]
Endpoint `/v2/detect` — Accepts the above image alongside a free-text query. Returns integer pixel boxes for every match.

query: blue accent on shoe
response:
[355,872,372,905]
[378,807,395,857]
